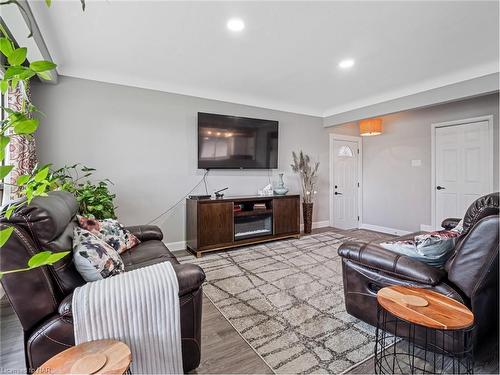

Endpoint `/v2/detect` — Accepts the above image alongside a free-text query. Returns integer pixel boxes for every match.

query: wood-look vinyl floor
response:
[192,297,273,374]
[0,299,25,373]
[0,296,272,375]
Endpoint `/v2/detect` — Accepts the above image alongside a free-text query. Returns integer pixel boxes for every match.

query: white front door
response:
[435,120,492,226]
[332,139,359,229]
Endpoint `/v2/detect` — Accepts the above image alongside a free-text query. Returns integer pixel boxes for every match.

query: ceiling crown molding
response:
[58,70,324,118]
[323,71,499,127]
[322,62,499,119]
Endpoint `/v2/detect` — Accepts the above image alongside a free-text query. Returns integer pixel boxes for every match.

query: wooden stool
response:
[375,285,474,374]
[34,339,131,375]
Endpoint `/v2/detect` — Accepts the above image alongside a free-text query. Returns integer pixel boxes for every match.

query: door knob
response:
[436,186,446,190]
[334,192,343,195]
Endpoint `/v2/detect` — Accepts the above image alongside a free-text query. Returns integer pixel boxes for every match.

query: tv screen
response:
[198,112,278,169]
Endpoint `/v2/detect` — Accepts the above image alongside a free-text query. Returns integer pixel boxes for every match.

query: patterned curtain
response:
[2,82,37,202]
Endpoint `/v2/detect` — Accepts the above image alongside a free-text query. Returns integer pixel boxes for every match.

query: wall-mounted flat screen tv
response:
[198,112,278,169]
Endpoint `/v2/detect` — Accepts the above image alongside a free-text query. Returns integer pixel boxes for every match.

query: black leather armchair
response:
[0,191,206,373]
[338,192,499,349]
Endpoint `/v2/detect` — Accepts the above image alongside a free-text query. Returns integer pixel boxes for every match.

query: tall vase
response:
[273,173,289,195]
[303,202,313,234]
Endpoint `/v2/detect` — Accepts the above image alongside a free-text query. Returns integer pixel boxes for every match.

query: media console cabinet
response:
[186,195,300,257]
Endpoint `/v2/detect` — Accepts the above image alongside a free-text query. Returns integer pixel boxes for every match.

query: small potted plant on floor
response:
[291,151,319,234]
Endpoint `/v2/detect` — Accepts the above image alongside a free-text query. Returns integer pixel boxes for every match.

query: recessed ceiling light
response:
[227,18,245,32]
[338,59,355,69]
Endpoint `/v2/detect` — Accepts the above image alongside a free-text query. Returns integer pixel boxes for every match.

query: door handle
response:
[334,192,343,195]
[436,186,446,190]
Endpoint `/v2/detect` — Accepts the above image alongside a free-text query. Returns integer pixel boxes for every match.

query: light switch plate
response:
[411,159,422,167]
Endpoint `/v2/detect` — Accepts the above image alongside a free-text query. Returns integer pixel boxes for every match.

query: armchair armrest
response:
[58,293,73,317]
[56,264,206,315]
[125,225,164,241]
[338,241,445,285]
[441,218,461,230]
[173,264,206,296]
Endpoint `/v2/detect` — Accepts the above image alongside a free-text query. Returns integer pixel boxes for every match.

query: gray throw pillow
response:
[73,227,125,282]
[380,229,461,268]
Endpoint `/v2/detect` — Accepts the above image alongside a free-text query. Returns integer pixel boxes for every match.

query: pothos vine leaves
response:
[0,0,87,278]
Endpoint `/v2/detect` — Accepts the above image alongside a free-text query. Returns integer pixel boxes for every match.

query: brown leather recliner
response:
[0,191,206,373]
[338,192,499,348]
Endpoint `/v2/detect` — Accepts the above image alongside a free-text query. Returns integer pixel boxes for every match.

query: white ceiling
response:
[18,1,500,116]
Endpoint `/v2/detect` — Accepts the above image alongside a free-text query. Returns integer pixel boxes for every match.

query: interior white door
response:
[435,121,491,226]
[332,139,359,229]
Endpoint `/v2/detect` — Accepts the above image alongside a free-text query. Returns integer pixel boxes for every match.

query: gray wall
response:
[330,93,499,232]
[32,76,499,240]
[32,76,328,244]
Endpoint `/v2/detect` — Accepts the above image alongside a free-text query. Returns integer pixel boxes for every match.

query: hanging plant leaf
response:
[34,165,50,182]
[18,69,36,80]
[0,135,10,162]
[0,80,8,95]
[0,38,14,58]
[13,118,39,134]
[16,174,30,186]
[0,135,11,150]
[8,47,27,66]
[47,251,70,264]
[4,66,26,80]
[4,205,16,220]
[37,71,52,81]
[0,227,14,247]
[27,251,52,268]
[30,60,57,72]
[0,165,14,180]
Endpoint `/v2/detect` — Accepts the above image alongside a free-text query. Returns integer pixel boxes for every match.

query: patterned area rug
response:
[178,232,377,374]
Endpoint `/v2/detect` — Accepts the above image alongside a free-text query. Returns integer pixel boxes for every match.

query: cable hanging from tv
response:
[147,169,209,224]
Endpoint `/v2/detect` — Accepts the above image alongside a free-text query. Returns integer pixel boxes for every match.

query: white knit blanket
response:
[72,261,183,374]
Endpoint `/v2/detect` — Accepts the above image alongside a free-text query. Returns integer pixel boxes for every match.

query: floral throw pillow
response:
[73,227,125,282]
[77,215,140,254]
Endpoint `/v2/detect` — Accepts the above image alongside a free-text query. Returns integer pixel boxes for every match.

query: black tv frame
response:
[197,112,279,170]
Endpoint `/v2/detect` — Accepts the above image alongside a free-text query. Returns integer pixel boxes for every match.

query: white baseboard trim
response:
[165,240,187,251]
[300,220,330,231]
[359,223,411,236]
[420,224,434,232]
[165,220,331,251]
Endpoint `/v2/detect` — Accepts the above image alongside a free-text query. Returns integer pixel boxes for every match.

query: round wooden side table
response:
[34,339,132,375]
[375,285,474,374]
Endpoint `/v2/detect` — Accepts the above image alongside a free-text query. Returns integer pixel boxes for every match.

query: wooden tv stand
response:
[186,195,300,257]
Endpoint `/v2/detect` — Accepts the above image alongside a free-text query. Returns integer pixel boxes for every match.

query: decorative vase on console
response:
[290,150,319,234]
[273,173,289,195]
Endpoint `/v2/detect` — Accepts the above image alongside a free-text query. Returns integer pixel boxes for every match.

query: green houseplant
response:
[18,164,117,220]
[53,164,116,219]
[291,150,319,234]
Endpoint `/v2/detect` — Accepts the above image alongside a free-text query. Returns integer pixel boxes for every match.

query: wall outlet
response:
[411,159,422,167]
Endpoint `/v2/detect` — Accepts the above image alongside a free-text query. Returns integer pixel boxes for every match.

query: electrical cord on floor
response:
[147,169,209,225]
